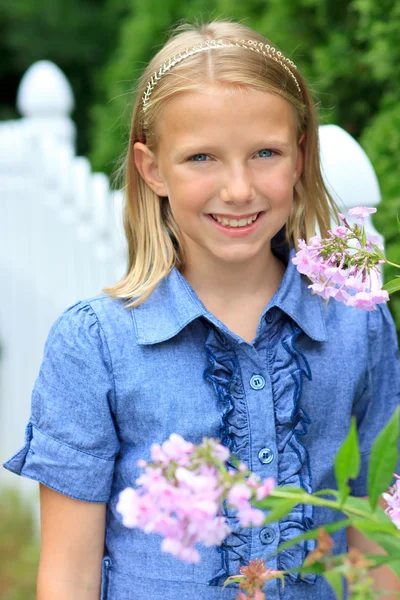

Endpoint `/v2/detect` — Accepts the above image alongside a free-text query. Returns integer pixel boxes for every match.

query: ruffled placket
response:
[204,318,317,587]
[270,323,316,584]
[203,326,251,585]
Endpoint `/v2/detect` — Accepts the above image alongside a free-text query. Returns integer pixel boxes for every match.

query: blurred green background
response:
[1,1,399,595]
[0,489,39,600]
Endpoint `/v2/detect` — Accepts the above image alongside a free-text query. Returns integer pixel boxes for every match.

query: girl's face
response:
[134,85,303,271]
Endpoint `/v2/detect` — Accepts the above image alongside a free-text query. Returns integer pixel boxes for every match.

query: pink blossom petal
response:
[348,206,377,219]
[227,483,252,510]
[237,507,265,527]
[256,478,276,501]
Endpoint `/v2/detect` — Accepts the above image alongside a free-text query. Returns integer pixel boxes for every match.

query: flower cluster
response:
[292,207,389,311]
[116,434,275,563]
[383,475,400,529]
[226,559,284,600]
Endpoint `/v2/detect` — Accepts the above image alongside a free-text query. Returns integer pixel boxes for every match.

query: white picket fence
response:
[0,61,384,504]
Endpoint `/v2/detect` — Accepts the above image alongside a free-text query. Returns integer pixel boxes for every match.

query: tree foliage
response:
[0,0,128,153]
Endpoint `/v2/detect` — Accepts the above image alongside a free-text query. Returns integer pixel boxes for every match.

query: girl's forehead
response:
[156,86,297,147]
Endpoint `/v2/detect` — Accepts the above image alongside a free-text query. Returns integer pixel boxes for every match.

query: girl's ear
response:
[133,142,168,197]
[293,132,305,185]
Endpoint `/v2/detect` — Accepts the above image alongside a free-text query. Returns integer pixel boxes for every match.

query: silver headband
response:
[142,38,301,110]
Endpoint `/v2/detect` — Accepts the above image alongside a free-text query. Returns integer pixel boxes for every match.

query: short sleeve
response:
[350,303,400,496]
[3,301,120,502]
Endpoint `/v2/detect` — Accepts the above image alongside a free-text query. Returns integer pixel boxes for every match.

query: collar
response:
[268,247,328,342]
[132,248,328,345]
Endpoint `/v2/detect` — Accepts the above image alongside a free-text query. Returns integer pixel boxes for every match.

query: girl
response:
[3,19,400,600]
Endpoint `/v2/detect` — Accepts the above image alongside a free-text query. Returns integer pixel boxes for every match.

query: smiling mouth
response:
[210,212,260,228]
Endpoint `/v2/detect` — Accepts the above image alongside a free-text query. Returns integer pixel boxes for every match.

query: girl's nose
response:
[220,165,256,204]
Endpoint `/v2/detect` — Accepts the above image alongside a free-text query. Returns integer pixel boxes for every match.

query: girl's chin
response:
[208,244,273,266]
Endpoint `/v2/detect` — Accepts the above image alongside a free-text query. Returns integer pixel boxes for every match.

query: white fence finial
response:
[319,124,381,210]
[16,60,76,148]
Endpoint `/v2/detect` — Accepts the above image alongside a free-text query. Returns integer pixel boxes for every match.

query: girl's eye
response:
[189,153,210,162]
[256,149,274,158]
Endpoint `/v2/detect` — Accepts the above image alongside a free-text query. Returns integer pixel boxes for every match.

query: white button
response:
[258,447,274,464]
[260,527,276,544]
[250,374,265,390]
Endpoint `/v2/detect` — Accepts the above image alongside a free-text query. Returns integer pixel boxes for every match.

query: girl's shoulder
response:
[320,294,399,369]
[54,293,135,340]
[44,294,139,374]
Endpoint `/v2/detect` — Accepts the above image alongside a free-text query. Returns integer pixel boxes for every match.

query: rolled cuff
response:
[3,423,115,502]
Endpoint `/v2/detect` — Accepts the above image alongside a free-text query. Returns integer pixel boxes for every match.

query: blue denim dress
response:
[4,247,400,600]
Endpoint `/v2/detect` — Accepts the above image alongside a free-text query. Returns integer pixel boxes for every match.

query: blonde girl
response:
[4,19,400,600]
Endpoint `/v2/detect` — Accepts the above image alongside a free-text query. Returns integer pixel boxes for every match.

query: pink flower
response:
[213,443,230,463]
[117,436,277,565]
[348,206,377,219]
[309,235,322,246]
[325,267,347,285]
[370,290,389,303]
[293,207,388,312]
[161,538,200,563]
[383,476,400,529]
[333,226,348,237]
[292,250,314,275]
[116,488,140,527]
[237,506,265,527]
[348,292,385,311]
[256,478,276,501]
[330,288,351,304]
[309,282,333,300]
[247,474,261,488]
[161,433,195,464]
[227,483,252,510]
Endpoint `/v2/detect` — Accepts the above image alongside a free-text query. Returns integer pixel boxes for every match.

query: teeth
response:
[212,213,258,227]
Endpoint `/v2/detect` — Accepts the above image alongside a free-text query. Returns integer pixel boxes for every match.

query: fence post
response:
[319,124,384,250]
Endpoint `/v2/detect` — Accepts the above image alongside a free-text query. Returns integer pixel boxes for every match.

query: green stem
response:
[270,489,386,522]
[385,259,400,269]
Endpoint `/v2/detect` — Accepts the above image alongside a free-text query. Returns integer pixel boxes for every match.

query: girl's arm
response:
[37,483,106,600]
[347,497,400,599]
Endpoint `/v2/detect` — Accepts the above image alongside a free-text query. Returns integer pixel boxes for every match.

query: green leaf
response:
[382,278,400,294]
[288,562,326,576]
[334,419,360,503]
[223,575,243,589]
[324,571,344,600]
[277,486,309,495]
[262,498,300,524]
[341,495,374,518]
[272,520,353,555]
[365,553,400,567]
[361,227,367,248]
[368,406,400,510]
[311,488,339,498]
[351,518,398,536]
[371,243,385,259]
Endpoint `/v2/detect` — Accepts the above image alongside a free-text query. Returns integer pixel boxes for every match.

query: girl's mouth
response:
[209,212,261,228]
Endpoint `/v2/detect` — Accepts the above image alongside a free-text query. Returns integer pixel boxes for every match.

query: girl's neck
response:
[182,247,285,308]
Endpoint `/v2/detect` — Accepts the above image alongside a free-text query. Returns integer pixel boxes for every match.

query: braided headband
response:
[142,39,301,110]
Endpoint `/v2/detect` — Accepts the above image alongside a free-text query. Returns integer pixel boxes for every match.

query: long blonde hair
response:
[105,20,337,307]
